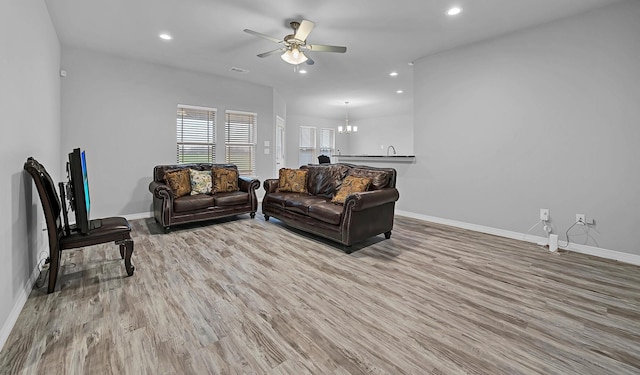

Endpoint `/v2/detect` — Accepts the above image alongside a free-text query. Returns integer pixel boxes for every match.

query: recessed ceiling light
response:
[299,69,308,74]
[396,90,404,94]
[389,72,398,77]
[159,33,172,40]
[447,7,462,16]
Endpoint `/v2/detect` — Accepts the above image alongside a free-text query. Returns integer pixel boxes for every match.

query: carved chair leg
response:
[116,239,135,276]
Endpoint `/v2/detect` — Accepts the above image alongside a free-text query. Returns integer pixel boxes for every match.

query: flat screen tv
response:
[68,148,91,234]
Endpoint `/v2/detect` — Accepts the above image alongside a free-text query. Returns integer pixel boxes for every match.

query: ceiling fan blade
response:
[294,20,315,42]
[244,29,282,44]
[257,47,286,58]
[307,44,347,53]
[306,57,315,66]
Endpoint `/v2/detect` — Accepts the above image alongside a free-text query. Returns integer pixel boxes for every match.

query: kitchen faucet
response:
[387,145,396,156]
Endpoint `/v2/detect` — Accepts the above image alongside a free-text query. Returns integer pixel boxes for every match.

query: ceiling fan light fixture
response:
[281,47,308,65]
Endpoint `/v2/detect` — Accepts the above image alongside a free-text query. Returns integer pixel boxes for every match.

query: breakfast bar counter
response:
[334,155,416,163]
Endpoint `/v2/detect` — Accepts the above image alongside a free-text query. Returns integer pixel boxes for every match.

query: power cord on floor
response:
[559,219,581,249]
[35,257,50,288]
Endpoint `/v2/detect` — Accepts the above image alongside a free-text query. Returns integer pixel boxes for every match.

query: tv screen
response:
[68,148,91,234]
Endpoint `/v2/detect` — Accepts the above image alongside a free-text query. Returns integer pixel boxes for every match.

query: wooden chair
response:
[24,157,135,293]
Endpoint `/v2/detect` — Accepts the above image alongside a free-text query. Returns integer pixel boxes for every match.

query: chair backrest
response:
[318,155,331,164]
[24,158,65,250]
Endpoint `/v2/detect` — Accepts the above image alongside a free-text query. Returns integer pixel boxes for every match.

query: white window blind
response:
[225,110,257,175]
[319,128,336,157]
[176,105,216,163]
[299,126,317,165]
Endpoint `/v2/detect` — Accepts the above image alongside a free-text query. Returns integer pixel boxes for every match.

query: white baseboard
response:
[396,210,640,266]
[0,260,42,352]
[123,212,153,221]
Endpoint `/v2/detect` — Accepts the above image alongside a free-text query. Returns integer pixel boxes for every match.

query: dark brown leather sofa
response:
[149,163,260,232]
[262,163,399,250]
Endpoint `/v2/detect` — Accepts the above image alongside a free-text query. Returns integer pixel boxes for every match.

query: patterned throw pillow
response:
[212,167,239,193]
[164,169,191,198]
[331,175,372,204]
[276,168,308,193]
[189,169,212,195]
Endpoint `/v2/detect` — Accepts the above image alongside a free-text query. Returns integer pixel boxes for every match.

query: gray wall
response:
[60,47,275,218]
[0,0,60,348]
[347,113,414,156]
[406,0,640,255]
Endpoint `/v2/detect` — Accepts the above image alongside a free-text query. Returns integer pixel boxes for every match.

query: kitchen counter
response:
[335,155,416,163]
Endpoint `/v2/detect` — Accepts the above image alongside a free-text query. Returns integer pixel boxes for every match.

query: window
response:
[299,126,317,165]
[319,128,336,158]
[225,110,257,175]
[176,105,216,163]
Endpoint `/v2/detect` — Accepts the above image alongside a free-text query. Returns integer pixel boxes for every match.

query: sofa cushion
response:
[303,164,350,198]
[189,169,212,195]
[332,176,372,204]
[213,191,249,206]
[276,168,308,193]
[174,194,214,213]
[347,168,391,190]
[263,192,289,208]
[165,169,192,198]
[284,195,325,215]
[212,167,239,193]
[308,201,343,225]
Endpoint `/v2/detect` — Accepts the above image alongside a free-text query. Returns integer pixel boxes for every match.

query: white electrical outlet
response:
[576,214,586,225]
[540,208,549,221]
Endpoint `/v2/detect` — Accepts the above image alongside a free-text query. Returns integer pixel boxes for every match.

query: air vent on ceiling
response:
[229,67,250,73]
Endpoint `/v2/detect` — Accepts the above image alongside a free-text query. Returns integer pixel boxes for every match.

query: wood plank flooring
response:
[1,215,639,374]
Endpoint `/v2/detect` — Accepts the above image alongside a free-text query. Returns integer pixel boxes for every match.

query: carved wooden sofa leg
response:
[117,239,135,276]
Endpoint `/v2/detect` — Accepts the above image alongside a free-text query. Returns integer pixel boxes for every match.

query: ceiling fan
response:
[244,20,347,66]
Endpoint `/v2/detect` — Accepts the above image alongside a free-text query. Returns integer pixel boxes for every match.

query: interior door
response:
[275,116,285,175]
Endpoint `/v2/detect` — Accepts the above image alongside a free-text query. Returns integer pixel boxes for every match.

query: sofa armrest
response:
[149,181,174,200]
[239,176,260,192]
[263,179,279,194]
[344,188,399,211]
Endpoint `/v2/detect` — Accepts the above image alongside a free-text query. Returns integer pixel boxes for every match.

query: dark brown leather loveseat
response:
[262,163,399,250]
[149,163,260,232]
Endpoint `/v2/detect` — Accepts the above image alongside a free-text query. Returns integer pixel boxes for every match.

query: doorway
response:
[275,116,285,175]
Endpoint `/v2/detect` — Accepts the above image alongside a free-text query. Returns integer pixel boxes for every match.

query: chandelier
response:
[338,101,357,133]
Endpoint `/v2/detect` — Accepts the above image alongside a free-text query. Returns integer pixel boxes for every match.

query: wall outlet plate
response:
[576,214,586,225]
[540,208,549,221]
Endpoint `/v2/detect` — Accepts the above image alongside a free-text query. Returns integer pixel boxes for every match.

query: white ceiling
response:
[44,0,623,120]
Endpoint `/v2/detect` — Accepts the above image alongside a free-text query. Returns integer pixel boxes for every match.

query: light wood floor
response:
[1,215,640,374]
